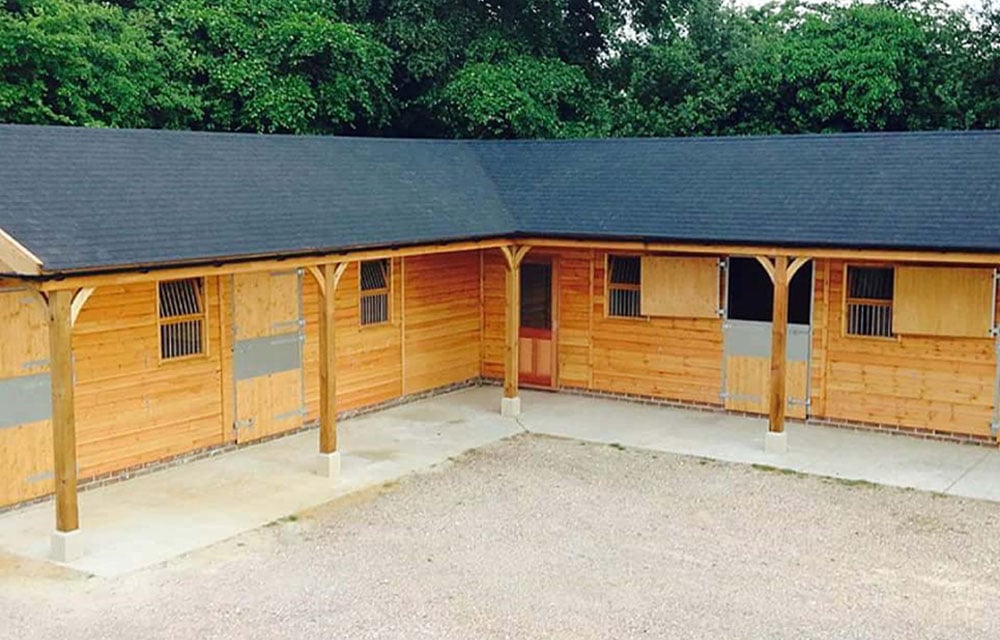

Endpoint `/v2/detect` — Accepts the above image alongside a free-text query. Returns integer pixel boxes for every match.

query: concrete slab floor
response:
[0,387,521,578]
[0,385,997,577]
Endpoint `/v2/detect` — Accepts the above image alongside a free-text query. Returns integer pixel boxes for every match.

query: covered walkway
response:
[0,386,997,577]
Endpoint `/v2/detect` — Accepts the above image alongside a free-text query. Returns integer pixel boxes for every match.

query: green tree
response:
[429,35,609,138]
[726,0,976,133]
[142,0,395,134]
[0,0,198,127]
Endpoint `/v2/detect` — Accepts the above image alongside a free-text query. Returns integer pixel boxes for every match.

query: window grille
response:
[158,278,206,359]
[360,259,390,326]
[846,266,893,337]
[608,255,642,318]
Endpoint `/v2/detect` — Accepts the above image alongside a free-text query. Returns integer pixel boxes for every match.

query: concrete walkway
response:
[0,388,520,577]
[0,385,997,577]
[517,389,1000,502]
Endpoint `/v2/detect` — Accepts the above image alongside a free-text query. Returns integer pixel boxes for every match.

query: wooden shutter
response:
[893,266,995,338]
[640,256,719,318]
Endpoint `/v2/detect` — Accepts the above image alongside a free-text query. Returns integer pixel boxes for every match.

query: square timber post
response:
[48,288,83,562]
[766,255,790,453]
[316,262,347,479]
[500,246,530,417]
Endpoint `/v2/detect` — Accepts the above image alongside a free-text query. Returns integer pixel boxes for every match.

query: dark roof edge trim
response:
[16,234,512,281]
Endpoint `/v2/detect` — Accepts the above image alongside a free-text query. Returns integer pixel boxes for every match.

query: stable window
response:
[360,259,390,326]
[158,278,206,360]
[607,255,641,318]
[845,266,894,337]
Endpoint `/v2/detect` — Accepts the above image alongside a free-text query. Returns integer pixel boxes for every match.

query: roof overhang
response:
[0,227,42,275]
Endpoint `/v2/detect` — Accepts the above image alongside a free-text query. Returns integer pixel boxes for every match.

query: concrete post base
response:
[764,431,788,454]
[315,451,341,479]
[500,396,521,417]
[51,529,84,563]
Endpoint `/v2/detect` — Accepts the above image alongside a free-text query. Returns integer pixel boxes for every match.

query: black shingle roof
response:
[0,125,997,273]
[0,125,513,272]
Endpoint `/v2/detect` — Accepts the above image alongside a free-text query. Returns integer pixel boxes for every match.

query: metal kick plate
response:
[233,332,302,381]
[0,373,52,429]
[723,320,811,361]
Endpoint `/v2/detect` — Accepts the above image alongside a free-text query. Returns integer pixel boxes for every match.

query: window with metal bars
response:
[845,266,894,337]
[158,278,206,360]
[360,259,390,326]
[608,255,642,318]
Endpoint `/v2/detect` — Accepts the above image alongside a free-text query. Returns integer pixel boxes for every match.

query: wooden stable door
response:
[232,270,306,443]
[722,258,812,419]
[519,261,555,387]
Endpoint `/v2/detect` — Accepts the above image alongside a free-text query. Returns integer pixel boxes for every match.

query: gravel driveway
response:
[2,434,999,639]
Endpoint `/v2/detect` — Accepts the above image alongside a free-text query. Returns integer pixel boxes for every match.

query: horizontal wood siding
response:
[73,279,225,477]
[481,249,725,404]
[304,253,483,420]
[816,260,998,438]
[592,251,723,404]
[557,249,592,388]
[304,260,402,418]
[481,250,508,380]
[403,253,481,394]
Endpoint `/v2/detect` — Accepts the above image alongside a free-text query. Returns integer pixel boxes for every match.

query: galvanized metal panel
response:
[723,320,810,361]
[233,332,302,381]
[0,373,51,429]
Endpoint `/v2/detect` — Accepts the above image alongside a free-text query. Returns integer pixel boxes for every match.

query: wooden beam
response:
[69,287,94,327]
[519,237,1000,267]
[47,289,78,532]
[769,255,790,433]
[37,239,509,292]
[333,262,348,288]
[501,246,531,399]
[787,256,811,281]
[306,266,324,291]
[755,256,776,284]
[318,262,340,454]
[28,235,1000,293]
[0,226,43,275]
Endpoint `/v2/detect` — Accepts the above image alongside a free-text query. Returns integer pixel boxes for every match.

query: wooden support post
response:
[500,246,530,415]
[769,255,790,433]
[503,255,520,399]
[318,263,340,457]
[48,289,79,535]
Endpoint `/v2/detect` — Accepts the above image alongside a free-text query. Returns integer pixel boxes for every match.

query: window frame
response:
[605,253,645,320]
[359,258,391,327]
[156,277,209,363]
[842,264,897,340]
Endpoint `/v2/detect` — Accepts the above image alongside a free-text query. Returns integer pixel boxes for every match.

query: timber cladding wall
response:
[813,260,999,439]
[1,279,226,507]
[482,248,725,404]
[303,251,482,421]
[73,280,225,477]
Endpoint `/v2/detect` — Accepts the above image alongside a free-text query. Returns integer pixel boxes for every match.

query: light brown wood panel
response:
[641,256,720,318]
[556,250,592,388]
[481,250,509,380]
[0,419,53,506]
[816,260,998,437]
[725,357,807,419]
[403,252,481,394]
[0,287,48,377]
[304,254,479,419]
[233,270,302,443]
[72,279,224,479]
[893,266,995,338]
[235,369,303,442]
[480,249,726,404]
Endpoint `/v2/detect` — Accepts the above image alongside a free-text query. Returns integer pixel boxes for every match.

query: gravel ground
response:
[2,434,1000,639]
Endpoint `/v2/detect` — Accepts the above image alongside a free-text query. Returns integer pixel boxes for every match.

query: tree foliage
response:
[0,0,997,137]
